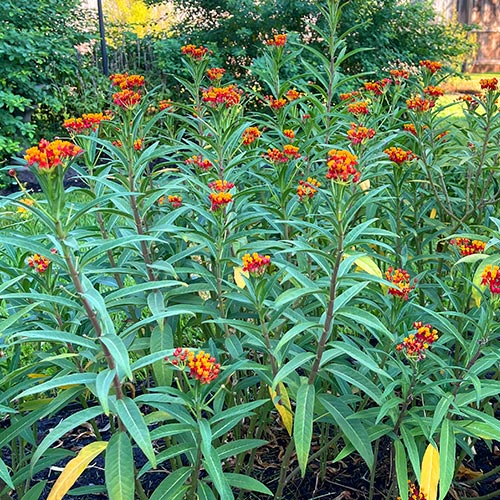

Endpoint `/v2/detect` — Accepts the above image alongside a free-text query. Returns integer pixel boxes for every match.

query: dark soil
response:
[2,402,500,500]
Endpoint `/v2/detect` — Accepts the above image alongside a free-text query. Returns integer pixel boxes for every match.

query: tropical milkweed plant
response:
[0,1,499,499]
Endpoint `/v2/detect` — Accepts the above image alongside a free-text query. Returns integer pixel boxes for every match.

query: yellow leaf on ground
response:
[234,266,249,289]
[47,441,108,500]
[421,443,440,500]
[269,383,293,436]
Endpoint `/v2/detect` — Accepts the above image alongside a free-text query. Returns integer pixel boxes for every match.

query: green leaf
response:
[319,394,374,468]
[0,457,13,489]
[100,335,133,381]
[272,353,315,389]
[105,432,135,500]
[95,369,116,415]
[31,406,103,470]
[0,302,40,332]
[115,397,156,467]
[217,439,267,460]
[21,480,47,500]
[439,419,455,500]
[273,287,324,309]
[149,468,191,500]
[16,374,97,399]
[401,426,421,482]
[394,440,408,500]
[430,394,454,437]
[327,364,383,405]
[294,382,315,478]
[225,473,273,495]
[150,325,173,387]
[10,330,97,351]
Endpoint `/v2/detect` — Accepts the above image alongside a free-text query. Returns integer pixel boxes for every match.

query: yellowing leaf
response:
[359,179,370,192]
[234,266,249,289]
[269,383,293,436]
[420,443,440,500]
[353,255,382,279]
[47,441,108,500]
[430,208,437,219]
[27,373,47,379]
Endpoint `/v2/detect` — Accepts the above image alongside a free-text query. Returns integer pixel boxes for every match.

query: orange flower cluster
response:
[363,81,385,95]
[384,146,416,164]
[63,112,111,133]
[202,85,242,107]
[159,99,173,111]
[450,237,486,256]
[133,139,143,151]
[403,123,417,135]
[208,179,234,192]
[406,96,435,112]
[419,60,443,73]
[397,482,427,500]
[167,195,182,208]
[207,67,226,81]
[339,91,360,101]
[181,44,210,60]
[436,130,449,141]
[209,191,233,211]
[185,155,213,171]
[423,85,444,97]
[297,177,321,201]
[481,264,500,294]
[385,267,415,300]
[267,96,287,109]
[264,34,287,47]
[396,322,439,361]
[28,254,50,273]
[284,129,295,140]
[265,145,300,163]
[347,100,369,115]
[17,198,35,215]
[480,78,498,91]
[389,69,410,82]
[242,253,271,276]
[25,139,82,172]
[347,123,376,145]
[167,348,221,384]
[110,73,145,90]
[242,126,261,145]
[112,89,142,109]
[326,149,360,183]
[285,89,303,101]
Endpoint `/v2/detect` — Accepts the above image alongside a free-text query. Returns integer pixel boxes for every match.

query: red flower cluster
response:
[264,145,300,163]
[340,91,360,101]
[112,89,142,109]
[185,155,213,171]
[285,89,303,101]
[398,482,427,500]
[267,96,287,109]
[396,322,439,361]
[389,69,410,82]
[384,146,416,164]
[167,195,182,208]
[202,85,242,107]
[63,112,111,133]
[167,348,221,384]
[110,73,145,90]
[363,80,389,95]
[480,78,498,91]
[347,100,370,115]
[207,67,226,81]
[403,123,417,135]
[25,139,82,172]
[297,178,321,201]
[385,267,415,300]
[347,123,376,145]
[242,126,261,145]
[133,139,143,151]
[242,253,271,276]
[283,129,295,141]
[181,44,210,60]
[209,191,233,211]
[28,254,50,273]
[208,179,234,192]
[423,85,444,97]
[450,237,486,256]
[481,264,500,294]
[159,99,173,111]
[419,60,443,73]
[264,34,287,47]
[406,96,435,112]
[326,149,360,183]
